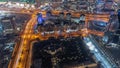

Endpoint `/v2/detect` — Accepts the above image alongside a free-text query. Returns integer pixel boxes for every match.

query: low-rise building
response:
[0,17,15,35]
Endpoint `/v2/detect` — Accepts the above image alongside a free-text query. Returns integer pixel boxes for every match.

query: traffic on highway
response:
[0,0,120,68]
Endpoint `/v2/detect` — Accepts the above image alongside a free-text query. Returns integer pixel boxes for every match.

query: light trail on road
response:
[83,36,117,68]
[7,8,111,68]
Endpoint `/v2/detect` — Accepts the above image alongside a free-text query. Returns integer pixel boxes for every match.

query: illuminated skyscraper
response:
[37,13,44,25]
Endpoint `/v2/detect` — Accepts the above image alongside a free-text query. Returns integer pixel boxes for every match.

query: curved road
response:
[5,8,110,68]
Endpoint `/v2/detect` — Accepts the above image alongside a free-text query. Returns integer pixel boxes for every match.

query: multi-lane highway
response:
[4,8,110,68]
[8,14,37,68]
[83,36,117,68]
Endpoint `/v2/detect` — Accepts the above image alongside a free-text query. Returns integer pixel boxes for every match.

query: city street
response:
[0,0,120,68]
